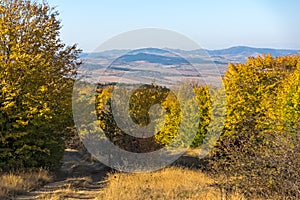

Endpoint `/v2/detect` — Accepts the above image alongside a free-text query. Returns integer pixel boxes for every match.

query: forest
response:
[0,0,299,199]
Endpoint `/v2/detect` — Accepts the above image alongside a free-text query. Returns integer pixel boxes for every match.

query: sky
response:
[47,0,300,52]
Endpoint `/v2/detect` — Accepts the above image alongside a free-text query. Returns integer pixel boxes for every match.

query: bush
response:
[211,132,299,199]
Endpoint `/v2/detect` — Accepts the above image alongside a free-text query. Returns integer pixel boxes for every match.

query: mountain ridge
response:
[81,46,300,57]
[206,46,300,57]
[79,46,300,71]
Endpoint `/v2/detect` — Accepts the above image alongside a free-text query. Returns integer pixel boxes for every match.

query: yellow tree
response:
[94,83,212,150]
[223,55,299,139]
[0,0,81,170]
[212,55,300,198]
[279,62,300,134]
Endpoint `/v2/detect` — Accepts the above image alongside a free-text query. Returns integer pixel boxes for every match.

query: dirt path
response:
[15,149,110,200]
[14,149,205,199]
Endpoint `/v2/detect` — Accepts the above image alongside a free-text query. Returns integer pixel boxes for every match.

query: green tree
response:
[0,0,81,170]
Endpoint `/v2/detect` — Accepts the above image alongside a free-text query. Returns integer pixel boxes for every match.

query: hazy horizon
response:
[47,0,300,52]
[80,45,300,54]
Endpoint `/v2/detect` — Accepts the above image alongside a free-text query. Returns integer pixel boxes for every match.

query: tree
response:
[0,0,81,170]
[211,55,300,199]
[222,55,299,139]
[93,83,212,151]
[279,62,300,134]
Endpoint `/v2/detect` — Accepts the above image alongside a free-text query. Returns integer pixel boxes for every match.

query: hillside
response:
[78,46,300,85]
[81,46,300,65]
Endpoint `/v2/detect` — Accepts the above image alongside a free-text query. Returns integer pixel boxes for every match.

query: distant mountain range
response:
[110,52,190,66]
[81,46,300,65]
[78,46,300,85]
[206,46,300,57]
[205,46,300,63]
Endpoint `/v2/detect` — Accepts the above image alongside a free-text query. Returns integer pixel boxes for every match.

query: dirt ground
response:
[15,149,110,200]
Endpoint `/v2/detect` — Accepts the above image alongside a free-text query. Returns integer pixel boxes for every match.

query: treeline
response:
[94,83,212,152]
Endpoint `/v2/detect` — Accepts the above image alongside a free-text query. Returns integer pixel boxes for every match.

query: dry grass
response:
[97,167,245,200]
[38,177,102,200]
[38,187,102,200]
[1,168,272,200]
[0,169,51,199]
[5,167,246,200]
[38,186,86,200]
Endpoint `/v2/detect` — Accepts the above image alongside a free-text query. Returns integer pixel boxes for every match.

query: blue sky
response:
[47,0,300,52]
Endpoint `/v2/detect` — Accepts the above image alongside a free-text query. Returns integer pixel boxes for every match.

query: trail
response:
[14,148,204,199]
[15,149,110,200]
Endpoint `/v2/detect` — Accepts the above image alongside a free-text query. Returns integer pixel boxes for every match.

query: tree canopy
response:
[0,0,81,170]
